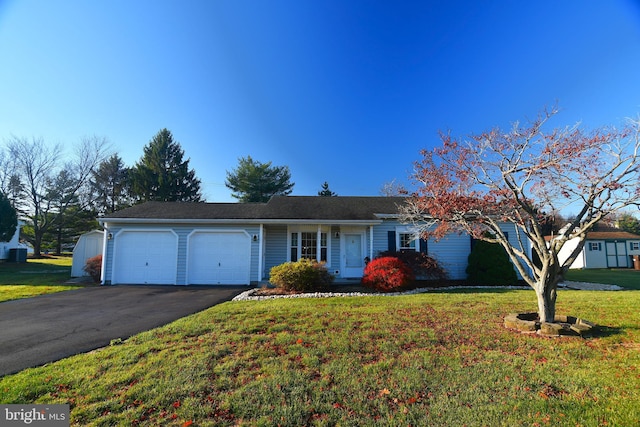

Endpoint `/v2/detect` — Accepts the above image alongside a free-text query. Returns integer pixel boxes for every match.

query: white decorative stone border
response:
[232,285,530,301]
[232,281,622,301]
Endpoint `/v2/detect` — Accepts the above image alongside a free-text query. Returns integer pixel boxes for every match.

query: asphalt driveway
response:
[0,285,247,376]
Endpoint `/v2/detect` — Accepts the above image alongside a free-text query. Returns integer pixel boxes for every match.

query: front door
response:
[342,232,365,277]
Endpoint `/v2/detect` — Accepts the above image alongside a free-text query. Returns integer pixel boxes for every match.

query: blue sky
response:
[1,1,640,202]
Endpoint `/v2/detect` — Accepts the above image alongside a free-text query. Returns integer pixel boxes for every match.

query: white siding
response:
[557,237,584,269]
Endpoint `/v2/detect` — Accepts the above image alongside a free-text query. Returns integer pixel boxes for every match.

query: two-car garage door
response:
[112,229,251,285]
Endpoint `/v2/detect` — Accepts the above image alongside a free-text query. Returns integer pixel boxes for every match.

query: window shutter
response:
[419,238,428,254]
[588,243,591,251]
[388,231,396,251]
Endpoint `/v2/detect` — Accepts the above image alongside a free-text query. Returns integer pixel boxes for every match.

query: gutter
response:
[99,218,383,226]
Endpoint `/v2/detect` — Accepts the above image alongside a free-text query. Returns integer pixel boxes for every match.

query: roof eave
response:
[99,218,383,226]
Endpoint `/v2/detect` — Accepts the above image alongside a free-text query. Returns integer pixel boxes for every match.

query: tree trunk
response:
[536,283,557,323]
[33,226,44,258]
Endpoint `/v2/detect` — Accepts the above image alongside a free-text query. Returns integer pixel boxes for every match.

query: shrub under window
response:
[269,259,334,292]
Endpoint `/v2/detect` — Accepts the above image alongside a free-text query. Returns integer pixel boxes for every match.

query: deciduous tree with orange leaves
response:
[402,107,640,322]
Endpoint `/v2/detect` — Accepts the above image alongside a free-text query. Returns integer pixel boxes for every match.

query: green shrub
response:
[466,239,517,285]
[269,259,334,291]
[362,256,414,292]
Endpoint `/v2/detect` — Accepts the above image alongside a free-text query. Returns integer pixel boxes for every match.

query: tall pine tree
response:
[130,129,202,203]
[90,154,132,214]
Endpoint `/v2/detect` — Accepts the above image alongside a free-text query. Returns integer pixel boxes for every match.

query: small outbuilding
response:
[0,220,24,262]
[551,225,640,269]
[71,230,104,277]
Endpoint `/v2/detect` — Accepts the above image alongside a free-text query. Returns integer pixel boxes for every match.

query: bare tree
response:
[379,179,407,197]
[403,107,640,323]
[7,136,110,256]
[0,148,26,214]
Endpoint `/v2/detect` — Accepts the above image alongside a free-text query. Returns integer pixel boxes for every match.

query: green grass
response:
[1,289,639,426]
[565,268,640,290]
[0,256,82,302]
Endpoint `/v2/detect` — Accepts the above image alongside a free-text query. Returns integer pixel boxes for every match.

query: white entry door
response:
[342,232,365,277]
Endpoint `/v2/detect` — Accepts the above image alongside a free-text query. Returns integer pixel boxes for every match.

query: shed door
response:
[187,231,251,285]
[606,241,629,268]
[113,231,177,284]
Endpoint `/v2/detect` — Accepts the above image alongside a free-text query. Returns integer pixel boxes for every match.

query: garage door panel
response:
[114,231,177,285]
[188,231,250,285]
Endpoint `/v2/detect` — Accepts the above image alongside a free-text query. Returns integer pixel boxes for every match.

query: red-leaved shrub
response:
[377,250,448,281]
[361,256,414,292]
[84,254,102,283]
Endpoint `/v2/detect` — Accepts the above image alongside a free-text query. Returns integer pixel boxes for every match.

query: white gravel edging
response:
[560,281,624,291]
[232,281,623,301]
[231,285,530,301]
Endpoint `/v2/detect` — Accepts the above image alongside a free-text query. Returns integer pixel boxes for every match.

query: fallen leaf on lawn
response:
[379,388,391,397]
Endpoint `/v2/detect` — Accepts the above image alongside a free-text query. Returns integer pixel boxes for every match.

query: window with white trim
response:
[630,242,640,250]
[399,232,417,252]
[289,227,329,263]
[589,242,602,251]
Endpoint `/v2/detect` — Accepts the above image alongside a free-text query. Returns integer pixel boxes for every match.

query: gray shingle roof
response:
[103,196,406,221]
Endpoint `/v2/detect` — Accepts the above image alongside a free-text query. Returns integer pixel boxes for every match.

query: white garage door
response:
[187,231,251,285]
[113,230,177,284]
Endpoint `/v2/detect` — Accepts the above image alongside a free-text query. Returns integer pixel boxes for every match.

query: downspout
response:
[100,221,109,285]
[258,224,264,281]
[369,225,374,261]
[317,225,322,262]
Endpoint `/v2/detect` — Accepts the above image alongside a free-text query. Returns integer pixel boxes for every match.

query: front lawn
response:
[0,256,82,302]
[565,268,640,290]
[1,289,639,426]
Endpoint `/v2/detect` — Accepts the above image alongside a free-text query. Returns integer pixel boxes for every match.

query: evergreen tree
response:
[0,191,18,242]
[617,213,640,235]
[466,235,518,286]
[318,181,337,197]
[130,129,202,203]
[90,154,132,214]
[43,206,99,254]
[225,156,294,202]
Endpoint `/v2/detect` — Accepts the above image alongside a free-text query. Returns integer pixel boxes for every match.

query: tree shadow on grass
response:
[591,325,628,338]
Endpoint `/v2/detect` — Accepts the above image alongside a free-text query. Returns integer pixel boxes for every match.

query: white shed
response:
[551,226,640,269]
[71,230,104,277]
[0,220,24,261]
